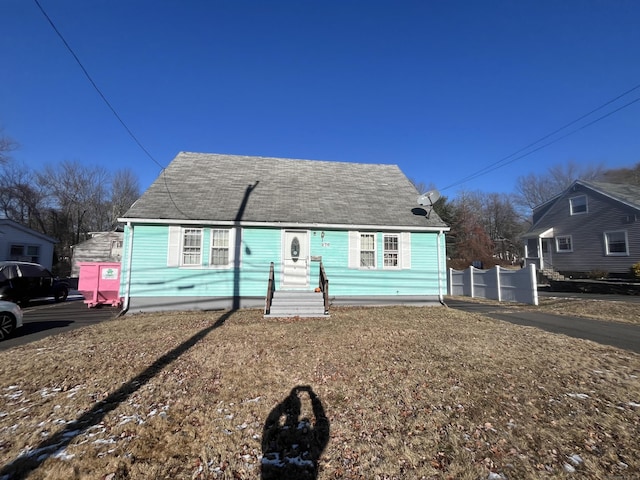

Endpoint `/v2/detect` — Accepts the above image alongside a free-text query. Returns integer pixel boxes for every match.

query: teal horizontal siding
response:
[122,225,445,299]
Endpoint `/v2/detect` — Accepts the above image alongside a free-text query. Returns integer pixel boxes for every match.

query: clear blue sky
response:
[3,0,640,198]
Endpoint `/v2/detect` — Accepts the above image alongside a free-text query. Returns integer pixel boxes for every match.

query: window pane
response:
[570,196,587,214]
[384,235,399,267]
[360,251,375,267]
[557,236,572,251]
[361,234,375,250]
[360,234,375,267]
[607,232,627,254]
[182,229,202,265]
[212,229,229,247]
[211,229,230,266]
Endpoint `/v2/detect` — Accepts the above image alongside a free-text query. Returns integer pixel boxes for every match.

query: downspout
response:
[437,230,446,306]
[120,222,134,315]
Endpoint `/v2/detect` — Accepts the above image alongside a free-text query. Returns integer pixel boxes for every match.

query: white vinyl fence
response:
[448,264,538,305]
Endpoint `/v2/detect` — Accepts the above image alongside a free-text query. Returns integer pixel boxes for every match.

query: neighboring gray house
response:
[0,219,57,270]
[70,230,124,277]
[523,180,640,277]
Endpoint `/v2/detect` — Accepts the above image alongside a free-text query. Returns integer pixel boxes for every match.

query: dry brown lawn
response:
[1,304,639,479]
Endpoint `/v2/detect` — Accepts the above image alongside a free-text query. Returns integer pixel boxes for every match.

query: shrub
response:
[630,262,640,279]
[587,270,608,280]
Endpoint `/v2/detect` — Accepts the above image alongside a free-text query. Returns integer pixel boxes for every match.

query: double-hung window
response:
[168,226,237,268]
[360,233,376,268]
[182,228,202,265]
[210,229,230,266]
[383,234,400,268]
[555,235,572,253]
[604,231,628,256]
[570,195,587,215]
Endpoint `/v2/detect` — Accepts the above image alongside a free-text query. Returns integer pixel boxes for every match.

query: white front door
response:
[282,230,309,289]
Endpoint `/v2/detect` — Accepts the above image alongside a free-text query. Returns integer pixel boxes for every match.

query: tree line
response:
[0,129,140,276]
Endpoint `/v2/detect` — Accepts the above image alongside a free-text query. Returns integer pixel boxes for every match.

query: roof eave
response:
[118,217,450,232]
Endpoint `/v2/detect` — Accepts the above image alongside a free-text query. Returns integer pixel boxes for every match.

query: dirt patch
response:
[0,306,638,479]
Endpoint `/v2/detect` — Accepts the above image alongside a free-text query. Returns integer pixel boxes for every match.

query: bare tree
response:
[599,162,640,186]
[0,161,50,232]
[0,129,18,165]
[514,160,605,212]
[36,160,111,245]
[109,168,140,227]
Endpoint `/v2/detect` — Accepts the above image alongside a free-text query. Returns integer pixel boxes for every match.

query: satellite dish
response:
[417,189,441,207]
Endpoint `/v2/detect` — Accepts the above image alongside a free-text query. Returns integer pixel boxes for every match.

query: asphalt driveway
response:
[446,296,640,354]
[0,297,121,351]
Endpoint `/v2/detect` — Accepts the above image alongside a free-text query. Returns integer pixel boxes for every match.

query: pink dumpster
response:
[78,262,123,308]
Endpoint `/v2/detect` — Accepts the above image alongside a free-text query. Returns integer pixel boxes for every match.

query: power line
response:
[33,0,165,171]
[34,0,196,219]
[441,82,640,192]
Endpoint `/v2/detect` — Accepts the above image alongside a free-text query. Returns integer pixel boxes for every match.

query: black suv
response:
[0,261,69,306]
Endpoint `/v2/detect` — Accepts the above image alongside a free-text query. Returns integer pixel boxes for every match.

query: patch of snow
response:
[563,463,576,473]
[488,473,507,480]
[567,454,583,466]
[243,396,261,404]
[566,393,589,400]
[628,402,640,408]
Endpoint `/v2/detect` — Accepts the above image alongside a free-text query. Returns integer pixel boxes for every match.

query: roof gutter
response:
[117,217,450,233]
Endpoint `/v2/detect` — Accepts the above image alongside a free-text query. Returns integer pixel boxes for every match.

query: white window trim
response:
[383,233,401,269]
[359,232,377,269]
[604,230,629,256]
[209,228,237,269]
[349,231,411,269]
[555,235,573,253]
[181,227,203,266]
[569,195,588,215]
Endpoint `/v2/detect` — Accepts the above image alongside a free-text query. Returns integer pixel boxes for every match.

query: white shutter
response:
[401,232,411,269]
[348,231,359,269]
[228,228,239,267]
[167,226,181,267]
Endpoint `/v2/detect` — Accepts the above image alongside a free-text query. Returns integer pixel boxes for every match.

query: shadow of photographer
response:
[261,385,329,480]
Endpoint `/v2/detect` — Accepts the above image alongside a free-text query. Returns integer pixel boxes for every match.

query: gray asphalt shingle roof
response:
[123,152,447,229]
[584,180,640,210]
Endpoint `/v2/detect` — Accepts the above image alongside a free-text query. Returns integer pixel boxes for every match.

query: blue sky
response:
[2,1,640,198]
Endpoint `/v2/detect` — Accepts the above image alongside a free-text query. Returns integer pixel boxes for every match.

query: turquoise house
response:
[119,152,449,313]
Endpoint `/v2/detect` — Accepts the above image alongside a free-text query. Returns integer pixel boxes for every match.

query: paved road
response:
[446,296,640,354]
[0,297,121,352]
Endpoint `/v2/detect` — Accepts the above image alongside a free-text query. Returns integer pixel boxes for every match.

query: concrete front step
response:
[265,290,329,318]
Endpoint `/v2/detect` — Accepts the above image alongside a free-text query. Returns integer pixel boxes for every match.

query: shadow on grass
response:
[0,309,236,479]
[261,385,330,480]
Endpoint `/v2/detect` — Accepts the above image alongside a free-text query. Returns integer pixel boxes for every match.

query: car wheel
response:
[0,313,16,341]
[54,287,69,303]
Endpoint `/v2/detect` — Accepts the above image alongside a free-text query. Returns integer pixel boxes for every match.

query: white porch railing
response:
[448,264,538,305]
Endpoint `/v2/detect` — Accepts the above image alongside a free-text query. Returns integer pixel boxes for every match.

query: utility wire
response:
[34,0,196,219]
[441,82,640,192]
[34,0,164,171]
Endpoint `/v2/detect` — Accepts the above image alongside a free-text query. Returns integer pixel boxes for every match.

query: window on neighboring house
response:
[555,235,573,252]
[604,231,629,256]
[10,244,40,263]
[210,229,230,266]
[383,234,400,268]
[182,228,202,265]
[570,195,587,215]
[360,233,376,268]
